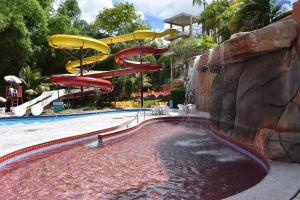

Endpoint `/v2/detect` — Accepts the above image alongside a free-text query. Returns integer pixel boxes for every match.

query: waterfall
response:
[184,58,199,105]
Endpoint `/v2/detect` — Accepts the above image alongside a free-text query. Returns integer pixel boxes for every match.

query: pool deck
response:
[0,110,299,199]
[0,110,139,157]
[226,161,300,200]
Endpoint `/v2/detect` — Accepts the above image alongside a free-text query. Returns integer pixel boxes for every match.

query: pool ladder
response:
[127,108,145,128]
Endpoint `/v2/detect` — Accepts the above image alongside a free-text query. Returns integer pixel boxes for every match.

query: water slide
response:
[15,29,176,116]
[49,29,176,87]
[14,88,96,117]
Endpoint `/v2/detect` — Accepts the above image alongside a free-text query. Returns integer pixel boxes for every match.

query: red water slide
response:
[51,46,168,91]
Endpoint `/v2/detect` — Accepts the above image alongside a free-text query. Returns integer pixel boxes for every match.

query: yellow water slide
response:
[48,29,177,74]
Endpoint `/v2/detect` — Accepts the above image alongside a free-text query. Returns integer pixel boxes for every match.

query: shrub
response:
[124,78,134,99]
[170,88,186,108]
[112,100,167,108]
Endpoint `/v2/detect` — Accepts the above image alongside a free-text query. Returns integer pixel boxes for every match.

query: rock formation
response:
[195,17,300,162]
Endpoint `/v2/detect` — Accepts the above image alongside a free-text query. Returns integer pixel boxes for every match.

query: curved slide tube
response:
[51,46,169,85]
[49,30,175,94]
[15,29,176,116]
[48,29,176,74]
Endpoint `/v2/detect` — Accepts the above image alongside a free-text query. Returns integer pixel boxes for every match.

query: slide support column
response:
[80,46,84,98]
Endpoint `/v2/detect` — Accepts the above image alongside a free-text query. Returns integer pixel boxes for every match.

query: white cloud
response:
[54,0,210,24]
[53,0,113,22]
[137,10,146,20]
[122,0,203,19]
[77,0,113,22]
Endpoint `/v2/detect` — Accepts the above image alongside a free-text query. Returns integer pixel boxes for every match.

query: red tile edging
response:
[98,116,269,172]
[0,120,130,166]
[0,116,269,173]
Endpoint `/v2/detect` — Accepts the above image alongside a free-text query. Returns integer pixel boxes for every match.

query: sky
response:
[72,0,204,30]
[57,0,296,31]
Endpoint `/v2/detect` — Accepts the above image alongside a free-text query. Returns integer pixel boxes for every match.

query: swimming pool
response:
[0,109,143,126]
[0,117,267,199]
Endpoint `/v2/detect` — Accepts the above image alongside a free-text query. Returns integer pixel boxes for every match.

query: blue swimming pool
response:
[0,109,143,126]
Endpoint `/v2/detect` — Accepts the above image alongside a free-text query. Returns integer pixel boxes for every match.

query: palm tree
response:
[131,73,152,92]
[19,66,50,99]
[192,0,208,34]
[192,0,207,7]
[198,0,231,41]
[228,0,291,33]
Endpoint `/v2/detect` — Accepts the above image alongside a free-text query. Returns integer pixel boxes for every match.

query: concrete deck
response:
[226,161,300,200]
[0,109,209,157]
[0,110,137,157]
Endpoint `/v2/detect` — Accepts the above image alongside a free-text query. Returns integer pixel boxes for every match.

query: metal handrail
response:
[126,107,145,128]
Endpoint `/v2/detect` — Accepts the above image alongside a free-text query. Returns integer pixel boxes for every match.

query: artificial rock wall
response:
[194,13,300,162]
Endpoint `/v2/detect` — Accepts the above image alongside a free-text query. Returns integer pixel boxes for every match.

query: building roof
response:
[164,13,198,26]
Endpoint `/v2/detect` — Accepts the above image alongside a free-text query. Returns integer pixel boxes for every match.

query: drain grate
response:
[25,129,39,132]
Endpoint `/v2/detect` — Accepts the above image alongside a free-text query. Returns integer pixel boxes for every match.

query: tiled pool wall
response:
[0,109,148,126]
[0,116,269,174]
[99,116,269,173]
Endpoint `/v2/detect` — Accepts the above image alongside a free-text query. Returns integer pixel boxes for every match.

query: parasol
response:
[4,75,22,84]
[0,97,6,103]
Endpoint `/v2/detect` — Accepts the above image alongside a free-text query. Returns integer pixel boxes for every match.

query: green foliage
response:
[92,91,113,109]
[48,14,79,35]
[0,0,170,107]
[198,0,231,41]
[131,73,152,92]
[19,66,50,99]
[0,0,48,77]
[124,78,134,99]
[170,36,216,59]
[143,100,166,108]
[57,0,81,19]
[95,2,149,35]
[37,0,53,11]
[170,88,186,108]
[195,0,292,42]
[227,0,291,33]
[192,0,206,6]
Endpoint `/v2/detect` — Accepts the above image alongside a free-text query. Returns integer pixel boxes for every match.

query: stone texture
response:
[267,131,300,163]
[195,71,215,112]
[276,102,300,132]
[293,1,300,50]
[195,53,209,68]
[209,62,245,132]
[219,93,236,132]
[292,88,300,106]
[208,20,298,70]
[254,128,275,153]
[195,4,300,162]
[233,46,300,141]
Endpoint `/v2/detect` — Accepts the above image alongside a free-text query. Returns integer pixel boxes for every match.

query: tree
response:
[124,78,134,99]
[198,0,231,42]
[170,36,216,61]
[37,0,54,13]
[19,66,50,99]
[192,0,208,34]
[131,73,152,92]
[0,0,48,94]
[95,2,149,35]
[192,0,207,9]
[228,0,291,33]
[194,0,291,41]
[57,0,81,20]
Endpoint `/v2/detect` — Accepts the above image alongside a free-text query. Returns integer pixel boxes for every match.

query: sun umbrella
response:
[0,97,6,103]
[4,75,22,84]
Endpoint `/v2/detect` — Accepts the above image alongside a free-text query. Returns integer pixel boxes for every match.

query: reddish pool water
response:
[0,121,266,199]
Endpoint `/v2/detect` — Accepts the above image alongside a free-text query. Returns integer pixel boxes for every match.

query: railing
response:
[126,107,146,128]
